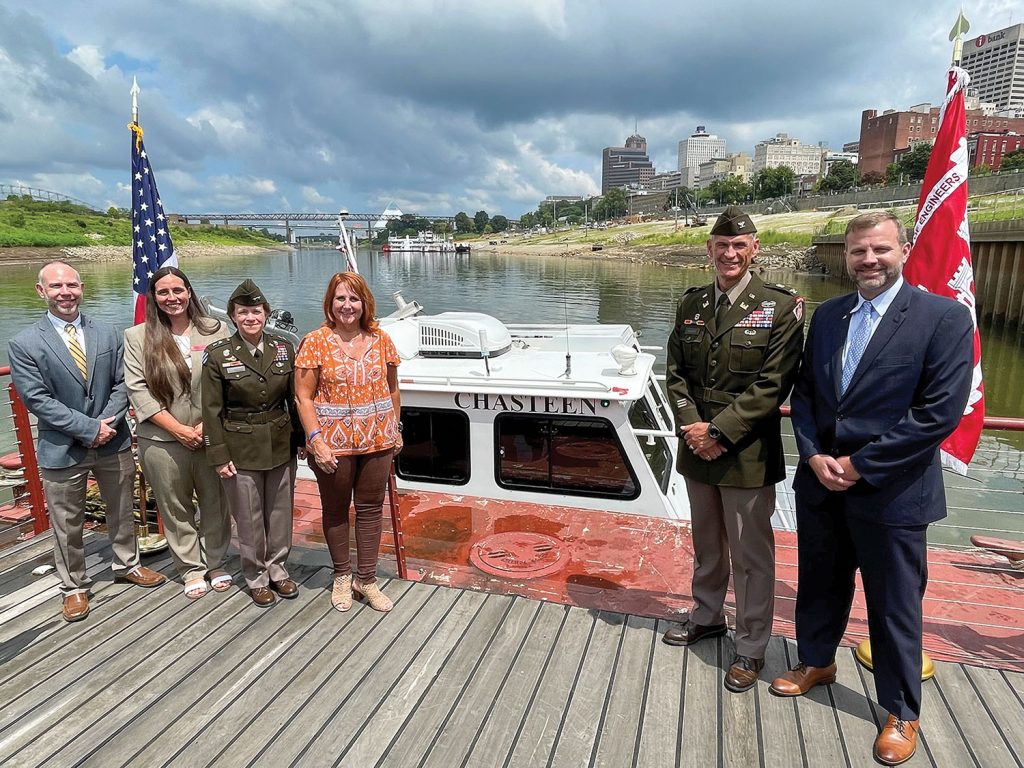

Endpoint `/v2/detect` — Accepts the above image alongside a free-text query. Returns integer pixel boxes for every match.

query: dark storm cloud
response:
[0,0,1017,214]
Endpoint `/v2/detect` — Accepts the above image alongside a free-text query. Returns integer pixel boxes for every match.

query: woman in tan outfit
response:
[124,266,232,599]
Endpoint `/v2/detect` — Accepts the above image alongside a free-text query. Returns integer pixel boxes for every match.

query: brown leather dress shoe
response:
[251,587,276,608]
[62,593,90,622]
[662,619,727,647]
[874,714,919,765]
[769,662,838,696]
[115,566,167,588]
[270,579,298,599]
[724,655,764,693]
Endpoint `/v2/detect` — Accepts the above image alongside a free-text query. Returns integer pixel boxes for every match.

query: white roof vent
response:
[417,312,512,358]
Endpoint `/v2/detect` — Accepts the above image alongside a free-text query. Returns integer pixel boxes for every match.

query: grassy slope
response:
[475,192,1024,248]
[0,198,280,248]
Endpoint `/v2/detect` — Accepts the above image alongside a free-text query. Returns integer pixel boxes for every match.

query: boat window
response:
[648,379,673,430]
[628,398,673,494]
[395,408,470,485]
[495,414,639,499]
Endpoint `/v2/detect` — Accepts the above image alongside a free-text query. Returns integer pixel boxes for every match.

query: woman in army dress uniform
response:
[202,280,304,608]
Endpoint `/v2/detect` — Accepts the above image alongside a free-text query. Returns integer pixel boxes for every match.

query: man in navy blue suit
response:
[769,212,973,766]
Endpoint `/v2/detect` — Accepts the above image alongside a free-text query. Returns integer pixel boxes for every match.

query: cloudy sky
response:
[0,1,1019,219]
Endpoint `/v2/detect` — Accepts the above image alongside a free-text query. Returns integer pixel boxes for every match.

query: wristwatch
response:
[707,423,722,441]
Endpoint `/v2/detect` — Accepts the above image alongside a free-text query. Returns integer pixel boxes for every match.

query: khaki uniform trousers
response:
[41,448,139,596]
[138,437,230,583]
[686,479,776,659]
[221,460,296,590]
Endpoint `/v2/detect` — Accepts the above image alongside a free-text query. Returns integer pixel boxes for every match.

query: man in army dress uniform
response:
[202,280,304,607]
[663,206,804,692]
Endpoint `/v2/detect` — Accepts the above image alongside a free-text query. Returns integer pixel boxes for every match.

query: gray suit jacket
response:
[8,314,131,470]
[124,321,230,441]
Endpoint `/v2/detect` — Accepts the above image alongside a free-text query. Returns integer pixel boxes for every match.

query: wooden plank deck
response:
[1,534,1022,768]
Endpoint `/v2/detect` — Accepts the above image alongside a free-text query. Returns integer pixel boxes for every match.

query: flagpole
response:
[128,76,169,555]
[857,11,980,683]
[131,76,140,125]
[949,10,970,65]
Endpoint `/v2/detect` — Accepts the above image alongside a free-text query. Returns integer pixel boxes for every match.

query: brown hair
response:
[143,266,221,410]
[321,272,378,332]
[845,211,909,246]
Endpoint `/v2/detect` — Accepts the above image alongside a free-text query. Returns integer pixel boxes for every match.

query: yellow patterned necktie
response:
[65,324,87,380]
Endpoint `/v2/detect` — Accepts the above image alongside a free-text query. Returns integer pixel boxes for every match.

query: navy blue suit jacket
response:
[790,281,974,526]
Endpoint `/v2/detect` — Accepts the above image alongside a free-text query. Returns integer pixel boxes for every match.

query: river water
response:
[2,246,1022,417]
[2,246,1023,542]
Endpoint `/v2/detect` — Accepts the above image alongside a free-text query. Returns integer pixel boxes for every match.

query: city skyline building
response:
[962,24,1024,111]
[601,133,655,193]
[646,170,685,191]
[676,126,726,178]
[968,131,1024,169]
[751,133,824,175]
[858,104,1024,176]
[695,152,752,189]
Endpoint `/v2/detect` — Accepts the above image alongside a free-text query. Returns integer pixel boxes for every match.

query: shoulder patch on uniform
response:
[207,338,230,352]
[765,283,800,297]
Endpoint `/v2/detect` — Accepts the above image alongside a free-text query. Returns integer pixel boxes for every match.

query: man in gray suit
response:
[8,261,165,622]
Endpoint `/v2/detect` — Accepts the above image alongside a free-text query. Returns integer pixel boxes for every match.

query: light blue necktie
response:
[840,300,874,395]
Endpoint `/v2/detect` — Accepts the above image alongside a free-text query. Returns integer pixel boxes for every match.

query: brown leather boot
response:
[724,655,764,693]
[873,714,919,765]
[662,620,727,647]
[62,593,90,622]
[769,662,837,696]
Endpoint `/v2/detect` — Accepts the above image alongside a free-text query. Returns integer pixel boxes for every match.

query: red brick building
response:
[858,106,1024,176]
[969,132,1024,169]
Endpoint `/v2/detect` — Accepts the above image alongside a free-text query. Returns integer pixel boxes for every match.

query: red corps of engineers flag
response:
[129,122,178,325]
[904,66,984,475]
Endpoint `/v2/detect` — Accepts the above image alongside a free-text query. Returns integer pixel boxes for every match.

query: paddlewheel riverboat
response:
[383,232,457,254]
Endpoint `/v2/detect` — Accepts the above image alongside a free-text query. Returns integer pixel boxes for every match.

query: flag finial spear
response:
[130,77,140,125]
[949,10,971,65]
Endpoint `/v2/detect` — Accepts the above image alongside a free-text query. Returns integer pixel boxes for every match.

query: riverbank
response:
[465,208,848,274]
[473,238,825,273]
[0,243,292,267]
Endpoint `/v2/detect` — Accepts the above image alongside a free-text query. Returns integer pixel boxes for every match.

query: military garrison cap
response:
[710,206,757,236]
[228,279,267,307]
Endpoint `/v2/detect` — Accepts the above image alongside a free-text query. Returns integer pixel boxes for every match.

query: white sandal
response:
[209,573,233,592]
[184,579,208,600]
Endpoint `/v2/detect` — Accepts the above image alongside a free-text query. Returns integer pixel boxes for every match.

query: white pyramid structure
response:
[374,201,403,230]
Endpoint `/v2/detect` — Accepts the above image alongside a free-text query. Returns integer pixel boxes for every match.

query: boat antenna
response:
[479,329,491,376]
[559,254,572,379]
[336,209,358,273]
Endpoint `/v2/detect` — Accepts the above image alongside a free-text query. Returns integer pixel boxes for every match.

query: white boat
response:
[385,231,456,253]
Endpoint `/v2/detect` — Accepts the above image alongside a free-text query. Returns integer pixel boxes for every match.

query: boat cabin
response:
[375,300,688,520]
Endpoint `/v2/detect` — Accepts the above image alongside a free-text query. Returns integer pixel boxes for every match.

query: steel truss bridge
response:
[174,212,456,242]
[1,183,96,210]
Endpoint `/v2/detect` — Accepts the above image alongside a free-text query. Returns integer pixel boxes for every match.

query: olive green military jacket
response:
[666,274,804,488]
[201,331,303,471]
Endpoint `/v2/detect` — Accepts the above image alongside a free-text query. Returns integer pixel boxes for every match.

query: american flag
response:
[904,66,984,475]
[130,122,177,325]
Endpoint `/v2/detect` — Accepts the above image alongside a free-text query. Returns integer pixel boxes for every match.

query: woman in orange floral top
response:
[295,272,401,613]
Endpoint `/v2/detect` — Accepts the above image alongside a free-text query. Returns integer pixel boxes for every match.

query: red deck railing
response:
[1,366,49,538]
[0,367,409,582]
